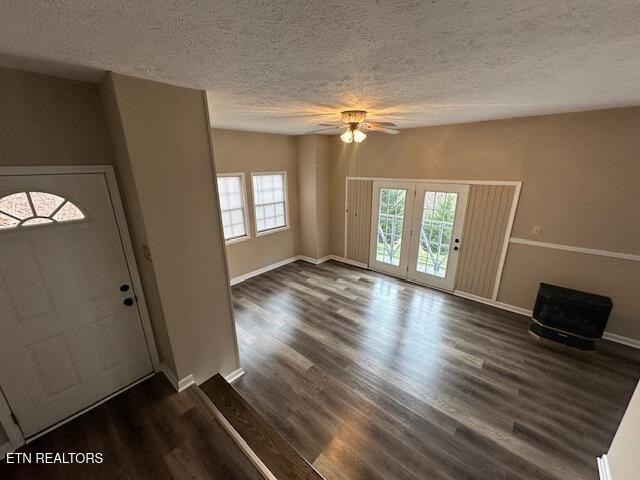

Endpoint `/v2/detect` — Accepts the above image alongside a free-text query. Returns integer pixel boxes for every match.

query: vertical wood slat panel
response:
[455,185,515,298]
[460,185,480,293]
[346,180,372,265]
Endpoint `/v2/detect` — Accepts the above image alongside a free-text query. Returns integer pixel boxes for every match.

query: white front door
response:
[407,183,469,291]
[0,173,153,437]
[369,182,415,276]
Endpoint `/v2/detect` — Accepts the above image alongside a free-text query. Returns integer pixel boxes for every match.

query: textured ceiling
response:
[2,1,640,134]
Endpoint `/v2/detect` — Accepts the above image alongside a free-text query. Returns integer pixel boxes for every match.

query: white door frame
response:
[0,165,160,453]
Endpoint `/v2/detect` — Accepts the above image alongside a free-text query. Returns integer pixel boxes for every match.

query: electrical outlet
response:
[532,225,542,235]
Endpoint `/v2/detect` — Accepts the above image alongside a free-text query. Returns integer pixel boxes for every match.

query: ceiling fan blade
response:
[364,121,397,127]
[318,122,345,127]
[305,126,343,134]
[363,125,399,134]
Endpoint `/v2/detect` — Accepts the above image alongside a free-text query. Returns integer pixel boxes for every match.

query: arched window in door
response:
[0,192,86,230]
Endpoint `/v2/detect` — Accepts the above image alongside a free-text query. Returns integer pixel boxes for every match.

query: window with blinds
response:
[251,172,288,235]
[217,174,249,242]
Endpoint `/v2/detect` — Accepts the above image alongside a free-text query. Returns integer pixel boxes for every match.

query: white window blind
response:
[217,175,248,241]
[252,173,287,234]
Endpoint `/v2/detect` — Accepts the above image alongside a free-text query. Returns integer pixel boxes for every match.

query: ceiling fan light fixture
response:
[340,129,354,143]
[341,110,368,124]
[310,110,396,142]
[353,128,367,143]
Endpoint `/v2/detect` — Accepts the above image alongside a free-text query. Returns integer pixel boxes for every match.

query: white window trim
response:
[250,171,290,237]
[217,172,252,245]
[216,172,251,245]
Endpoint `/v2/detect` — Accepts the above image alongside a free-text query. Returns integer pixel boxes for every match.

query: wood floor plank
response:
[232,260,640,480]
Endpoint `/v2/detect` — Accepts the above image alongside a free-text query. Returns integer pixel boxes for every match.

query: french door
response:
[369,181,469,291]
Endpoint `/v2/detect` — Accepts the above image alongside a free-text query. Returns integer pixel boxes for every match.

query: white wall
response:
[606,380,640,479]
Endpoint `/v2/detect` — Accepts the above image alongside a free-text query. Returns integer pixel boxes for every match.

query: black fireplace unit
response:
[529,283,612,350]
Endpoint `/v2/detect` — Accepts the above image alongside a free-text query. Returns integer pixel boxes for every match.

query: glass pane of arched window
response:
[52,202,84,222]
[29,192,65,217]
[0,212,20,230]
[0,192,33,219]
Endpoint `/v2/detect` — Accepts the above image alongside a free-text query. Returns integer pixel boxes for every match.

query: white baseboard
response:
[302,254,369,268]
[162,364,244,391]
[453,290,534,316]
[328,255,368,269]
[230,254,339,285]
[230,256,300,286]
[230,254,370,287]
[603,332,640,350]
[298,255,333,265]
[159,364,196,392]
[597,454,612,480]
[224,367,245,384]
[177,375,196,392]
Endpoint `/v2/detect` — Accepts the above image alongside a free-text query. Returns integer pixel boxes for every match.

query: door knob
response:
[120,284,130,292]
[124,298,135,306]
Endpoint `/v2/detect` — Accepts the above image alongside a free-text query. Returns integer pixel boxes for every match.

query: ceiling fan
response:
[307,110,399,143]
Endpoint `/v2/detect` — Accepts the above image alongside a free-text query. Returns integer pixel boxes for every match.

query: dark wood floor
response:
[231,260,640,480]
[0,375,262,480]
[201,374,325,480]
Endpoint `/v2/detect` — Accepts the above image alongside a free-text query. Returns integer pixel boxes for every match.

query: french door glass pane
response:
[376,188,407,266]
[416,191,457,277]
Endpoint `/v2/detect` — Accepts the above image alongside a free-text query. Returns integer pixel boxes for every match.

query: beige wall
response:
[103,74,239,383]
[0,66,114,166]
[211,129,300,278]
[99,76,177,375]
[296,135,332,260]
[607,380,640,479]
[211,130,332,276]
[297,136,318,259]
[330,107,640,339]
[316,136,332,259]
